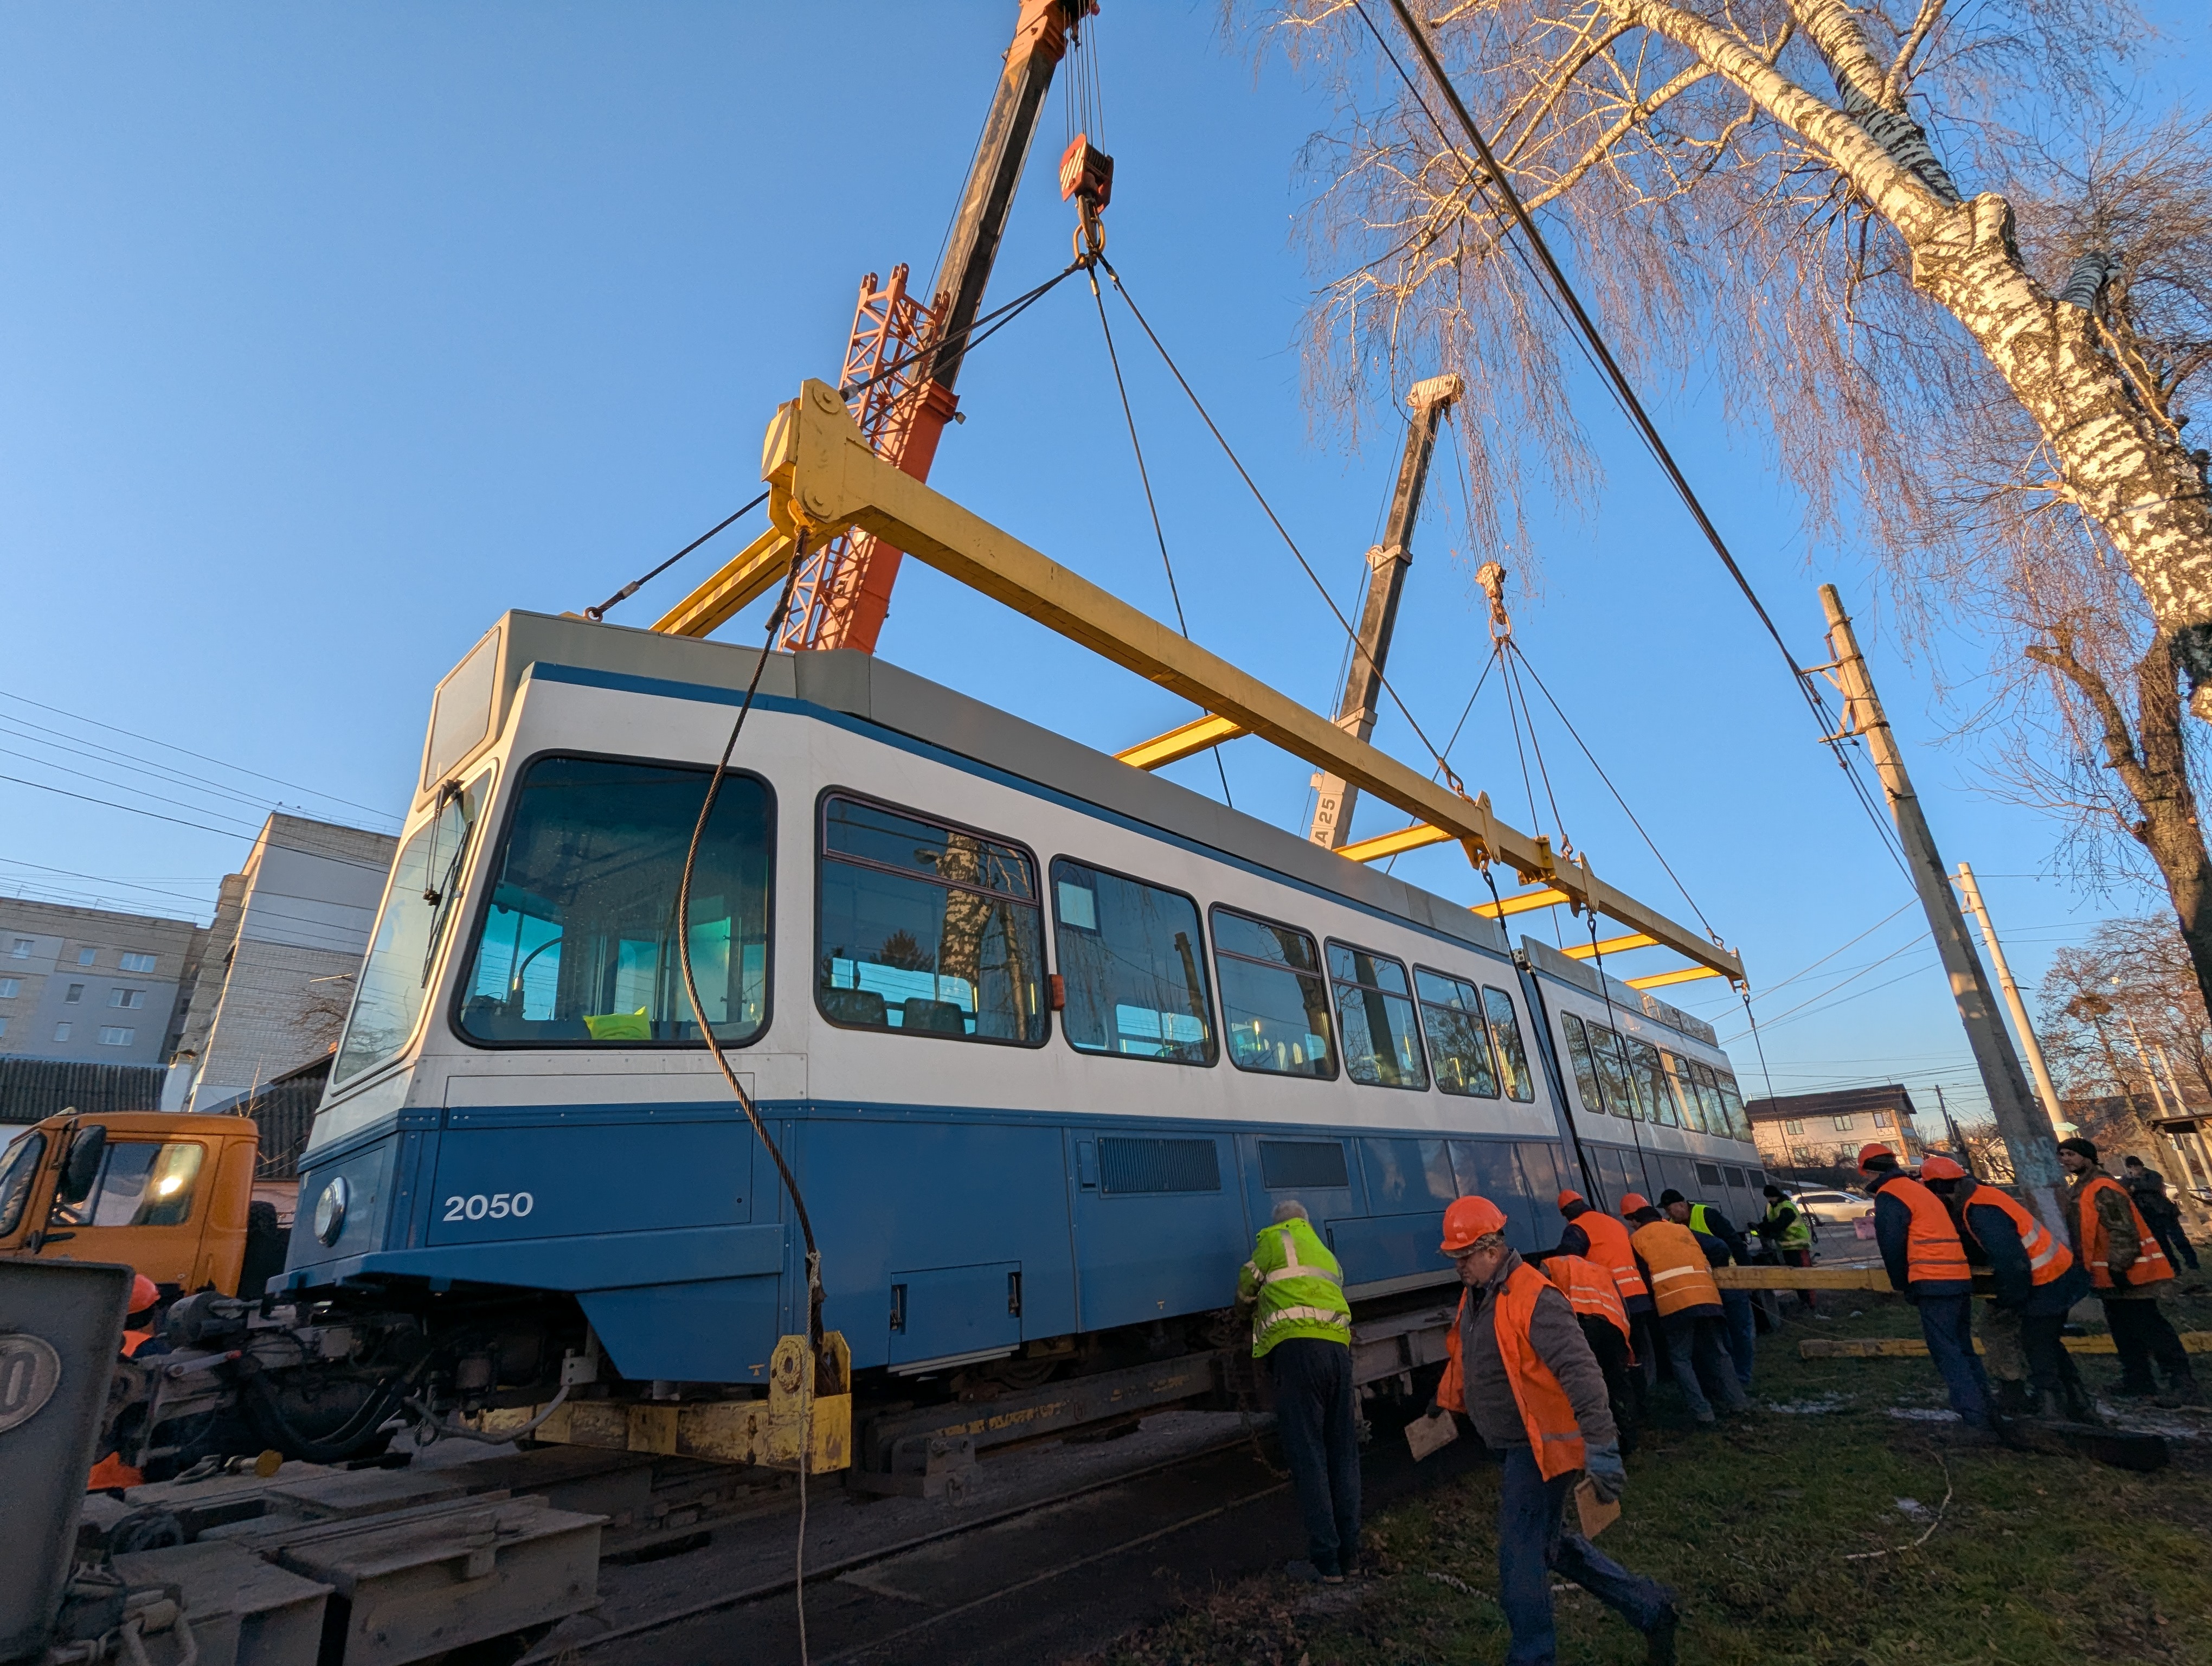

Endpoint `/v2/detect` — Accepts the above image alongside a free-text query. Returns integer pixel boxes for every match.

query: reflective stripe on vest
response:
[1959,1184,2069,1284]
[2078,1174,2175,1291]
[1887,1176,1971,1285]
[1246,1220,1352,1350]
[1574,1209,1649,1303]
[1630,1220,1721,1316]
[1545,1252,1630,1341]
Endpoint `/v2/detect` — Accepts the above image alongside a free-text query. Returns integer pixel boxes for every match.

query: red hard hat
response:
[1919,1155,1967,1181]
[1618,1192,1650,1215]
[1441,1195,1510,1254]
[128,1274,159,1316]
[1858,1143,1898,1169]
[1556,1189,1584,1210]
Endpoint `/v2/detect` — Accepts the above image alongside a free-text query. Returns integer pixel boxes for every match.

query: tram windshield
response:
[456,757,772,1047]
[333,772,488,1085]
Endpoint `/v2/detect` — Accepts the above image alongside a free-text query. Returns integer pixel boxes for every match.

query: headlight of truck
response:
[313,1175,351,1246]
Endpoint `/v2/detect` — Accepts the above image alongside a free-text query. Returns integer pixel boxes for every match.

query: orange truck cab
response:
[0,1111,265,1297]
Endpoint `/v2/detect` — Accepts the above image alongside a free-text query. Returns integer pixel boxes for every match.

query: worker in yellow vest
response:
[2057,1137,2202,1406]
[1236,1200,1358,1582]
[1437,1195,1677,1665]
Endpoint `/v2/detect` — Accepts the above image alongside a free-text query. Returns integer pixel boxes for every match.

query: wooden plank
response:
[764,380,1746,983]
[1801,1332,2212,1360]
[1713,1266,1893,1290]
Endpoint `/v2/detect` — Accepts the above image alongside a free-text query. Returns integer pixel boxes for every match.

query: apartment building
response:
[0,897,209,1066]
[1745,1084,1929,1172]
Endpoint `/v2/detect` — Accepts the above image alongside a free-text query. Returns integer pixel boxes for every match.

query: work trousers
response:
[1719,1289,1757,1389]
[1980,1304,2086,1414]
[2104,1296,2194,1393]
[1577,1315,1641,1454]
[1266,1336,1361,1575]
[1658,1311,1747,1421]
[1782,1247,1818,1310]
[1496,1443,1671,1666]
[2143,1212,2200,1273]
[1628,1308,1662,1390]
[1913,1294,1991,1425]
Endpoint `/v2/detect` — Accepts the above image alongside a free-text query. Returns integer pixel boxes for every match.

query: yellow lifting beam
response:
[1562,931,1658,961]
[1624,966,1727,991]
[760,380,1745,985]
[1470,885,1573,919]
[1335,823,1454,863]
[653,528,796,638]
[1115,713,1245,771]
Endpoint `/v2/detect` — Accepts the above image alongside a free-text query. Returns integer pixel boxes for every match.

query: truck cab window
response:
[1052,860,1213,1063]
[816,795,1045,1044]
[335,770,490,1082]
[50,1140,203,1229]
[459,757,773,1047]
[0,1132,46,1235]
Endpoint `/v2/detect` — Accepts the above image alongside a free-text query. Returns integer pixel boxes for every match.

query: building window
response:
[1783,1119,1805,1135]
[98,1026,135,1047]
[53,1022,71,1043]
[0,1016,8,1040]
[1873,1110,1895,1129]
[118,952,157,973]
[1791,1146,1812,1163]
[9,939,30,958]
[0,978,16,999]
[63,984,83,1004]
[1831,1114,1856,1132]
[109,988,145,1009]
[75,948,96,966]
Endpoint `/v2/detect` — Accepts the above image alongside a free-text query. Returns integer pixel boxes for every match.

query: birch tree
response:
[1253,0,2212,718]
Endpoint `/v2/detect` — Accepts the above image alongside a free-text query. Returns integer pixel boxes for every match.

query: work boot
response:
[2154,1371,2205,1409]
[1993,1380,2034,1418]
[1644,1600,1681,1666]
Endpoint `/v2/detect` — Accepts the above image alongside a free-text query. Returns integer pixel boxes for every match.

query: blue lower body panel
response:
[285,1102,1722,1385]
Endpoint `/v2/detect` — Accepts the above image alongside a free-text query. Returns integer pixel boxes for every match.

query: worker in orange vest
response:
[2057,1137,2201,1406]
[1920,1155,2092,1421]
[1544,1234,1640,1454]
[1624,1197,1748,1426]
[1557,1189,1658,1399]
[1437,1195,1677,1665]
[1862,1145,1993,1431]
[87,1273,164,1492]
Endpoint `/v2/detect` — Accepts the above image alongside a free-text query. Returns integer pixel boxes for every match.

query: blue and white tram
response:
[287,610,1766,1397]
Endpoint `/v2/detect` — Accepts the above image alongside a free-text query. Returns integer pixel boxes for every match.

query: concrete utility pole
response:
[1954,861,2069,1136]
[1815,586,2064,1220]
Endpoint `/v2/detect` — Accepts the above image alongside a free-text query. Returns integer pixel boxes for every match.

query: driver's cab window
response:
[50,1140,204,1229]
[0,1132,47,1235]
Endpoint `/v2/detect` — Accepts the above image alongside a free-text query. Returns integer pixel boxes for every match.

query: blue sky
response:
[3,2,2207,1128]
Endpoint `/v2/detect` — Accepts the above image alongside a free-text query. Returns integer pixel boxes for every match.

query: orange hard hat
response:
[1556,1189,1584,1210]
[1441,1195,1510,1254]
[1858,1143,1898,1169]
[1919,1155,1967,1181]
[128,1274,159,1316]
[1618,1192,1650,1215]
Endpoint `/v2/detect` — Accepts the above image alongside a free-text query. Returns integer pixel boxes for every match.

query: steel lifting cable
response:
[587,490,771,621]
[1096,258,1469,792]
[839,259,1090,403]
[672,543,824,1664]
[1087,270,1236,809]
[1353,0,1914,879]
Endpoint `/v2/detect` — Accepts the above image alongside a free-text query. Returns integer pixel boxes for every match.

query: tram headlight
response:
[313,1175,352,1246]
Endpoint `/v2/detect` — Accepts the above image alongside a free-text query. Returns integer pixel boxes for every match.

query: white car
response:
[1786,1188,1874,1225]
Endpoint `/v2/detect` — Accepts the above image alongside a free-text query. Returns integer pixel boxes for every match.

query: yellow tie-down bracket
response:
[474,1331,852,1473]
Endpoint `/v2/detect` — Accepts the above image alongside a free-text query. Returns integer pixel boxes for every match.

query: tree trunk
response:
[1608,1,2212,715]
[2029,630,2212,1022]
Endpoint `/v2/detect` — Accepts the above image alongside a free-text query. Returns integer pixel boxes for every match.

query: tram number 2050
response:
[443,1191,535,1223]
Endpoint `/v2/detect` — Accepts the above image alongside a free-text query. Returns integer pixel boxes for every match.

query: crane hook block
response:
[1059,133,1114,209]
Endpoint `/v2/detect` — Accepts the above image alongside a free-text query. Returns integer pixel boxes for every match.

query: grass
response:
[1091,1276,2212,1666]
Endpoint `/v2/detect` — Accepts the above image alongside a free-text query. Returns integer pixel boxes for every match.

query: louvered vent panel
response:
[1099,1137,1221,1195]
[1258,1139,1351,1191]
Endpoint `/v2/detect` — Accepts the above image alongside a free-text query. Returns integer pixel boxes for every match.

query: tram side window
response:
[1212,909,1336,1079]
[1416,969,1497,1098]
[1714,1069,1752,1140]
[1661,1050,1709,1133]
[1052,860,1214,1064]
[1629,1038,1681,1127]
[1328,944,1427,1090]
[336,771,488,1082]
[816,796,1046,1045]
[457,757,771,1047]
[1482,987,1536,1103]
[1687,1059,1728,1132]
[1560,1013,1604,1114]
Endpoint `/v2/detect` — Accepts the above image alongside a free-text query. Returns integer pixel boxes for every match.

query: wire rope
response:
[1086,272,1234,808]
[586,491,770,621]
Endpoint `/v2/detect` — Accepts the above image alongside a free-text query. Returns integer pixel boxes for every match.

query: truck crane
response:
[650,0,1098,649]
